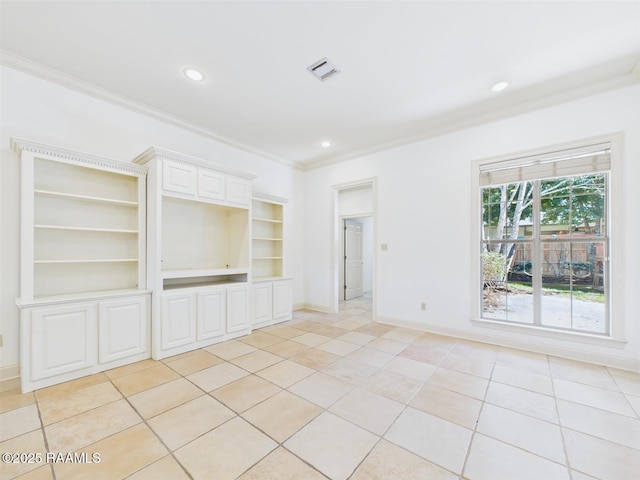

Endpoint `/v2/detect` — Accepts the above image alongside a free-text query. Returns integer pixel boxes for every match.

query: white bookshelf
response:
[252,197,284,279]
[13,139,150,392]
[251,194,292,328]
[17,141,147,300]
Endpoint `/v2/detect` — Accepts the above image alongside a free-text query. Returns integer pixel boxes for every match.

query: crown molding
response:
[132,146,256,179]
[1,50,300,170]
[3,50,637,174]
[11,137,148,176]
[252,191,289,205]
[302,62,640,171]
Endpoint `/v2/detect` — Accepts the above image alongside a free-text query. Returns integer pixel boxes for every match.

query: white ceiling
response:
[1,1,639,169]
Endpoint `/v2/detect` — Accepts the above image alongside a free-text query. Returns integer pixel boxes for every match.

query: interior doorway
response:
[332,179,376,315]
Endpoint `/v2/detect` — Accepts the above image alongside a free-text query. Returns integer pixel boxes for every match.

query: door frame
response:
[331,178,377,315]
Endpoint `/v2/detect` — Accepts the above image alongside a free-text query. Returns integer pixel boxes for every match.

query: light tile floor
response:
[1,295,639,480]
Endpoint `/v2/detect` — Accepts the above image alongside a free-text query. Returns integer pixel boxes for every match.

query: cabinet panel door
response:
[252,283,273,327]
[98,296,148,364]
[197,287,225,341]
[226,285,249,333]
[162,160,197,196]
[273,280,293,320]
[226,175,251,207]
[161,292,196,350]
[198,169,225,202]
[31,303,96,381]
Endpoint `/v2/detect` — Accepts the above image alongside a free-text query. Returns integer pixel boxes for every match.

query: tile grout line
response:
[33,391,57,480]
[11,299,635,479]
[106,372,196,480]
[549,355,576,480]
[458,348,497,480]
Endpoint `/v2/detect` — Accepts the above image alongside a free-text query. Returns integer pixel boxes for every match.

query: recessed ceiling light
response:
[321,141,332,148]
[491,81,509,92]
[183,67,205,81]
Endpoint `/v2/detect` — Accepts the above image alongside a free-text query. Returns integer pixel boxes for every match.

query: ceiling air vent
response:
[307,57,340,81]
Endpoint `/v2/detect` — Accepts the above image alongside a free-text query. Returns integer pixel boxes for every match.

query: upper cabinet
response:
[159,155,251,207]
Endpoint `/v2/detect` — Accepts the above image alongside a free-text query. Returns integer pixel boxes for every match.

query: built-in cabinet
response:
[251,194,293,329]
[14,140,295,391]
[13,139,150,392]
[133,147,255,360]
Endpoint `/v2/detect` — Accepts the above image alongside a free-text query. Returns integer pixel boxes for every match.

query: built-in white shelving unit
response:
[133,147,255,360]
[13,139,150,393]
[251,194,293,329]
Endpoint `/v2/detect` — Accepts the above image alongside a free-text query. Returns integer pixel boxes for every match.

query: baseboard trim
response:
[0,364,20,392]
[293,303,305,311]
[376,316,640,373]
[302,303,333,313]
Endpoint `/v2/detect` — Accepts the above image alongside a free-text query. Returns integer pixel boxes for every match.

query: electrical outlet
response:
[381,243,388,251]
[0,334,3,347]
[420,302,426,311]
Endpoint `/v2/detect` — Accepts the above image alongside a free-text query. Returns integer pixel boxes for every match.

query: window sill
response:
[471,317,627,348]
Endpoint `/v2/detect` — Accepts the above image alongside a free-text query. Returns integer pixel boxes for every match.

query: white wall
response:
[304,84,640,370]
[361,216,373,293]
[0,66,305,372]
[339,185,373,217]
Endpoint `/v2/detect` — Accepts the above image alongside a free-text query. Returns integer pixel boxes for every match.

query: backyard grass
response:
[508,281,605,303]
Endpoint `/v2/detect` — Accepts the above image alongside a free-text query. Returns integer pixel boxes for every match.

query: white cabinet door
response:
[226,284,249,333]
[98,296,149,364]
[273,280,293,321]
[161,291,196,350]
[226,175,252,207]
[252,282,273,327]
[197,287,225,341]
[163,160,197,196]
[31,303,96,381]
[198,168,225,202]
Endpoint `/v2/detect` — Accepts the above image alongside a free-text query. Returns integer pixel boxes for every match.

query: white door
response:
[98,296,148,364]
[252,282,273,328]
[197,287,225,341]
[227,284,249,333]
[162,160,197,196]
[344,220,363,300]
[226,175,251,206]
[161,291,196,350]
[272,279,292,321]
[198,168,225,202]
[31,303,96,381]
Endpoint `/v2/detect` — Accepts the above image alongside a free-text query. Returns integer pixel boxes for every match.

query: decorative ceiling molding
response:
[11,137,148,175]
[2,50,638,173]
[0,50,299,170]
[302,65,640,171]
[132,146,257,179]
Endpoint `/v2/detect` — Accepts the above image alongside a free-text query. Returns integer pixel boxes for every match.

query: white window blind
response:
[479,142,610,186]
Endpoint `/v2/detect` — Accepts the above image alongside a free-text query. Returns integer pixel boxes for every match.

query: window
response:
[478,140,613,336]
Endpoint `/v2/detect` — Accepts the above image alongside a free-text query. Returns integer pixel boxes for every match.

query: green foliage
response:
[482,250,506,286]
[482,173,606,235]
[540,174,605,232]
